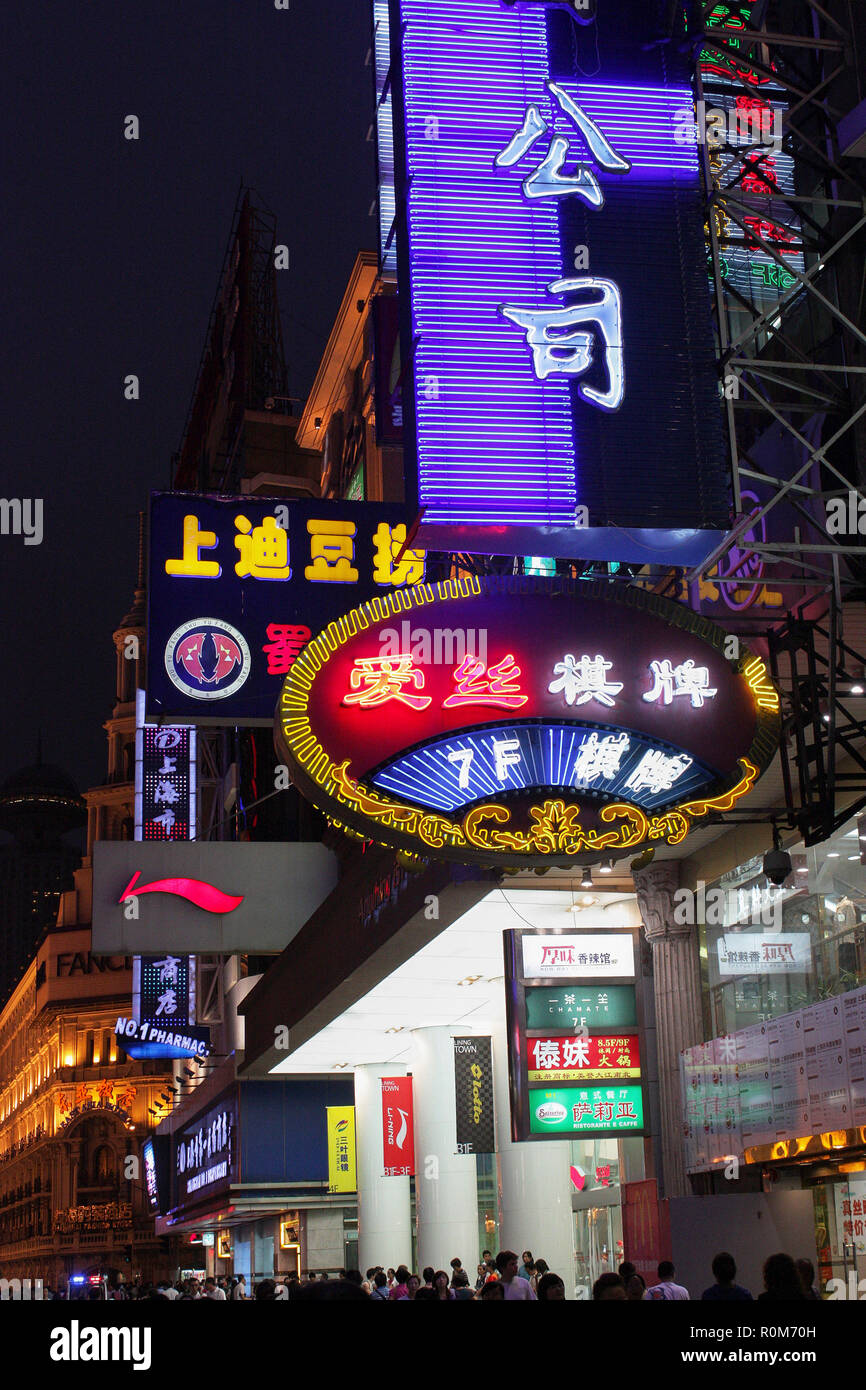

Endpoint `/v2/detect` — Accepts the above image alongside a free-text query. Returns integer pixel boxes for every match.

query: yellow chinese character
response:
[372,522,425,586]
[234,514,291,580]
[165,514,221,578]
[305,519,358,582]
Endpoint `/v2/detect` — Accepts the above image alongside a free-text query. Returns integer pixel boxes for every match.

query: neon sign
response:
[275,576,779,867]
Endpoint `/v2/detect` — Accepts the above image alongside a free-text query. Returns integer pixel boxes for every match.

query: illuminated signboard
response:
[275,575,779,868]
[527,1034,640,1082]
[522,933,633,980]
[147,493,425,725]
[174,1094,238,1204]
[504,927,645,1140]
[531,1085,644,1133]
[389,0,728,561]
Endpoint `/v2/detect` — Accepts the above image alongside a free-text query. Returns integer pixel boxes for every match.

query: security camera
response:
[264,397,275,410]
[763,847,792,887]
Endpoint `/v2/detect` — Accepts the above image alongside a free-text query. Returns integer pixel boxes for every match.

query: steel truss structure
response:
[686,0,866,597]
[679,0,866,843]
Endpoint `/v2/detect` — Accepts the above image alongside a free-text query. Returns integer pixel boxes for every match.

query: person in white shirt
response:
[496,1250,537,1300]
[205,1277,226,1300]
[231,1275,247,1300]
[647,1261,690,1300]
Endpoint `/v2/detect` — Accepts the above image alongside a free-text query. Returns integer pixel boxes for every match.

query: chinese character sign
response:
[148,494,426,725]
[392,0,728,553]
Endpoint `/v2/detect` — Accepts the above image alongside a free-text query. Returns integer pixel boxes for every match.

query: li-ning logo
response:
[165,618,251,701]
[388,1107,409,1151]
[119,871,244,913]
[50,1322,151,1371]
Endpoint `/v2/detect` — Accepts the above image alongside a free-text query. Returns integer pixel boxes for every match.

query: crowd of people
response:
[23,1248,824,1301]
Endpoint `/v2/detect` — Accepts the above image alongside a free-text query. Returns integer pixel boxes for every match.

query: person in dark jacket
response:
[701,1252,753,1301]
[757,1253,807,1300]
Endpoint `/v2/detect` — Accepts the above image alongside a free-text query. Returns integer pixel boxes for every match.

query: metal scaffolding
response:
[686,0,866,601]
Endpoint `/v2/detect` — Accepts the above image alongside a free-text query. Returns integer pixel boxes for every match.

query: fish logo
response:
[165,620,251,701]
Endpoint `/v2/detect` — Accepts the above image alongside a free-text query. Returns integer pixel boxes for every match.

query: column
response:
[491,1026,576,1291]
[634,862,702,1199]
[411,1026,479,1275]
[354,1063,412,1273]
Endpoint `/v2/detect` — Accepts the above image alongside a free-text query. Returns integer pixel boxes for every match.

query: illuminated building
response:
[0,756,85,1011]
[0,540,179,1287]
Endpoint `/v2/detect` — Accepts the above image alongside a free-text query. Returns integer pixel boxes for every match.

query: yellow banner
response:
[327,1106,357,1194]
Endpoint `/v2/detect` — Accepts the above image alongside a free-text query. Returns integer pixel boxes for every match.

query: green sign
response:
[525,985,636,1031]
[530,1086,644,1135]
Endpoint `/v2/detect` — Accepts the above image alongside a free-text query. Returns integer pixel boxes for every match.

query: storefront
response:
[682,807,866,1293]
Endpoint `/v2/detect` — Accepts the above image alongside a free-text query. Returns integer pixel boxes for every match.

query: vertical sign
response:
[128,690,209,1059]
[453,1036,495,1154]
[504,927,645,1140]
[326,1106,358,1194]
[381,1076,415,1176]
[390,0,728,560]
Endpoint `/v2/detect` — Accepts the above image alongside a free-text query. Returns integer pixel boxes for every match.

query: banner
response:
[381,1077,415,1176]
[453,1036,495,1154]
[326,1106,357,1195]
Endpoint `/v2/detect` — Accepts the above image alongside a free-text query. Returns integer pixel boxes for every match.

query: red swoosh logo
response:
[119,871,244,914]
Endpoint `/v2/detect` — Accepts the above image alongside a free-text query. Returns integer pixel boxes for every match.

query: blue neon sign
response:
[371,721,716,814]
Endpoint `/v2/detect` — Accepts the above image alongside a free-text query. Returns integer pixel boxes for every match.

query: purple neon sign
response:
[395,0,706,538]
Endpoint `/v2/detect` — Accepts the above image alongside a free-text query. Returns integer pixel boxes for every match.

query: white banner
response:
[716,933,812,976]
[522,934,634,980]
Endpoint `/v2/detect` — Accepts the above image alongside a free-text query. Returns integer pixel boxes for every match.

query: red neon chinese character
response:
[743,215,796,247]
[343,655,432,710]
[262,623,311,675]
[741,154,777,196]
[442,654,528,709]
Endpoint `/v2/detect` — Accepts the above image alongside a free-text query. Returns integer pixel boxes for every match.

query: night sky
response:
[1,2,376,794]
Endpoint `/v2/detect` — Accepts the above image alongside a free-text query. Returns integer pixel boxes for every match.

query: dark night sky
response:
[0,1,376,794]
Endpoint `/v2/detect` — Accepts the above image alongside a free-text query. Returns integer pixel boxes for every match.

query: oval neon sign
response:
[275,575,780,867]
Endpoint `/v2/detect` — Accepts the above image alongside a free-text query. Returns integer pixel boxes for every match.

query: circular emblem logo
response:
[535,1101,567,1125]
[165,619,251,701]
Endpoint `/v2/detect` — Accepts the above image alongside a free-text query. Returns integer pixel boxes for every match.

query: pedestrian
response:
[407,1273,421,1299]
[519,1250,534,1281]
[370,1270,390,1301]
[479,1279,505,1301]
[537,1273,566,1301]
[422,1265,435,1289]
[433,1270,455,1300]
[204,1277,226,1301]
[388,1264,411,1300]
[758,1253,807,1301]
[592,1273,626,1301]
[625,1274,647,1301]
[475,1262,488,1291]
[796,1258,820,1300]
[701,1252,752,1301]
[530,1258,549,1293]
[255,1279,277,1300]
[495,1250,537,1300]
[231,1274,247,1300]
[452,1270,475,1301]
[449,1256,463,1284]
[646,1260,689,1300]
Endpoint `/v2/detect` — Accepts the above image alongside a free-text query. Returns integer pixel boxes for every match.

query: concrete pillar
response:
[634,862,702,1198]
[354,1063,412,1272]
[491,1026,576,1291]
[411,1026,479,1275]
